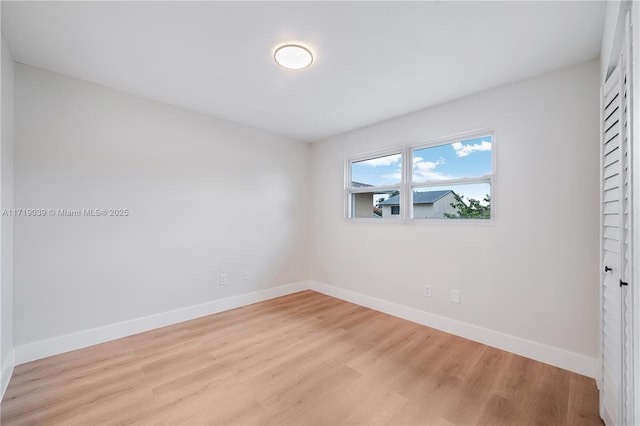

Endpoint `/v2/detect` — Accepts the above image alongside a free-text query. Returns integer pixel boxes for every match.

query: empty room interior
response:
[1,1,639,425]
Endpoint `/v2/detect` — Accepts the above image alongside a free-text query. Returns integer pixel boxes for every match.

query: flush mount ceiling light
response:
[274,44,313,70]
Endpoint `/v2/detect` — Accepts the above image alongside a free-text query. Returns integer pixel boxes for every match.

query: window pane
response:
[411,183,491,219]
[351,191,400,219]
[351,153,402,186]
[412,135,492,183]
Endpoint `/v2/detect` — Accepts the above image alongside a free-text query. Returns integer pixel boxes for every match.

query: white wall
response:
[380,205,395,218]
[311,60,600,361]
[13,64,310,347]
[1,35,15,396]
[600,1,630,82]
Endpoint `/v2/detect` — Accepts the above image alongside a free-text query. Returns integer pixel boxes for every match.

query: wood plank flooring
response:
[1,290,602,425]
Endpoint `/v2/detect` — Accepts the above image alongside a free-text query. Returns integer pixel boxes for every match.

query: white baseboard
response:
[1,348,15,400]
[15,281,308,365]
[309,280,597,378]
[12,280,597,382]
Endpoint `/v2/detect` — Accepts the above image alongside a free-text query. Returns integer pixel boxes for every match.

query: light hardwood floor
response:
[1,290,602,425]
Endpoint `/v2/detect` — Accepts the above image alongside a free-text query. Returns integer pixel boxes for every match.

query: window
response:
[410,133,493,220]
[346,151,402,220]
[346,130,494,222]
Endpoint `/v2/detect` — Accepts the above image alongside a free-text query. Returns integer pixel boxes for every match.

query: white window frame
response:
[345,147,405,223]
[345,129,496,225]
[407,129,495,224]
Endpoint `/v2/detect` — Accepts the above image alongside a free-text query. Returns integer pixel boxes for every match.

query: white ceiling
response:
[2,1,605,142]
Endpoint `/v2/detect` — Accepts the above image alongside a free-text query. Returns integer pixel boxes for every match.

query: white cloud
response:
[451,140,491,157]
[362,153,401,167]
[413,156,451,181]
[381,172,402,181]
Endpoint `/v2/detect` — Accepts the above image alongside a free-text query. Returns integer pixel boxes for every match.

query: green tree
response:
[444,193,490,219]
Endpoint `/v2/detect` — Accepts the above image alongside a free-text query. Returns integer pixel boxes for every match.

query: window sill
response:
[345,217,496,226]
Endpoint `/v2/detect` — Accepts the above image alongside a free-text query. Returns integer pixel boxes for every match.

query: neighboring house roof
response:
[351,181,373,188]
[380,190,454,206]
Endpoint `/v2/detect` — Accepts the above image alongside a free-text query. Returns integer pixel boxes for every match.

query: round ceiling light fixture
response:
[274,44,313,70]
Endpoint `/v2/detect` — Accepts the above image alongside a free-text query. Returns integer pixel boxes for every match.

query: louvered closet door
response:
[618,19,634,425]
[600,20,634,424]
[601,63,623,426]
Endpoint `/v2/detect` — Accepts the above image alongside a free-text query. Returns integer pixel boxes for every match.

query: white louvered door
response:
[601,61,623,426]
[619,24,634,426]
[600,14,635,426]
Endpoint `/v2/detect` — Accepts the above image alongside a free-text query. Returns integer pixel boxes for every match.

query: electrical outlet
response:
[423,285,432,297]
[242,270,249,281]
[220,273,228,286]
[450,289,460,304]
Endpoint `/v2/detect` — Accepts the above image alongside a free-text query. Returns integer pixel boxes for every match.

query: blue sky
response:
[352,135,492,186]
[351,135,492,203]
